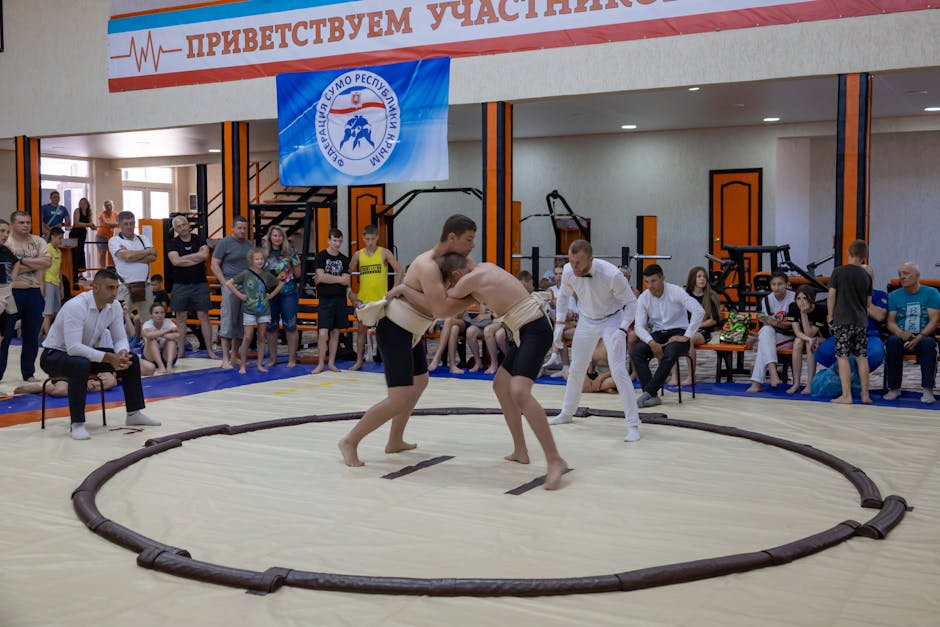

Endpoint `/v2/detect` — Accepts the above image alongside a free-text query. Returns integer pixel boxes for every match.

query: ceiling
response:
[10,69,940,161]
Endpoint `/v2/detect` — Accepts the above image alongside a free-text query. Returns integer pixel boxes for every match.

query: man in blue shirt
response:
[884,262,939,403]
[40,191,70,239]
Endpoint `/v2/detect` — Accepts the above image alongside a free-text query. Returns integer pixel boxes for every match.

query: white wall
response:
[0,150,14,215]
[2,1,940,139]
[775,138,813,267]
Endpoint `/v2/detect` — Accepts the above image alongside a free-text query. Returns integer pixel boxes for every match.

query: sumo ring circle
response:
[71,407,911,597]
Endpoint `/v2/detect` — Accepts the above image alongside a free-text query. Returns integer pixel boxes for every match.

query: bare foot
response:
[484,366,497,375]
[257,364,268,373]
[450,366,465,374]
[801,386,812,395]
[504,450,530,464]
[469,363,481,373]
[156,368,167,375]
[339,438,364,467]
[328,364,341,373]
[207,351,218,360]
[349,361,363,371]
[745,382,762,393]
[238,366,247,374]
[265,359,277,368]
[221,361,233,370]
[166,368,175,375]
[768,374,781,387]
[667,376,678,387]
[287,360,296,369]
[385,440,417,454]
[861,396,872,404]
[543,458,568,491]
[831,395,853,404]
[680,377,692,387]
[311,365,324,375]
[786,384,800,394]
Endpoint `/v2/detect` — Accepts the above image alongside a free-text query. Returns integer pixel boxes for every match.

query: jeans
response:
[0,288,45,380]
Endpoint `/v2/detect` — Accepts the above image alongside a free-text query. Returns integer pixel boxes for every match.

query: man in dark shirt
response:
[167,215,216,359]
[312,229,350,374]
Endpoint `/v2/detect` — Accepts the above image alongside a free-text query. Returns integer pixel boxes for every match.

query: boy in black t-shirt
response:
[827,239,873,404]
[786,284,830,394]
[312,229,350,374]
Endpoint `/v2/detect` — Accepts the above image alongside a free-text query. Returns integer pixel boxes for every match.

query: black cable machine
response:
[373,187,483,256]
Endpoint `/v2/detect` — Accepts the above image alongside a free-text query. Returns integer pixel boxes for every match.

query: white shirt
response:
[109,232,153,283]
[42,290,130,362]
[556,258,635,328]
[762,291,795,317]
[635,283,706,343]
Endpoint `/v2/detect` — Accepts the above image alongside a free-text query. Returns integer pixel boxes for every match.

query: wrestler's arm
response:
[396,283,471,317]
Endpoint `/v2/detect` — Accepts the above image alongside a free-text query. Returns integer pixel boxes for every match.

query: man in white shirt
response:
[548,240,641,442]
[108,211,157,322]
[40,268,160,440]
[631,264,705,408]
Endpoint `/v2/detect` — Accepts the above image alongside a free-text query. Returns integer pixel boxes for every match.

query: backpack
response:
[719,310,750,344]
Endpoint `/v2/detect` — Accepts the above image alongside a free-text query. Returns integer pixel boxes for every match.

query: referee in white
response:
[548,240,641,442]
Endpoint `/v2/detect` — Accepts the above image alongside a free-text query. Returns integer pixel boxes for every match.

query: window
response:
[122,167,175,220]
[40,156,92,221]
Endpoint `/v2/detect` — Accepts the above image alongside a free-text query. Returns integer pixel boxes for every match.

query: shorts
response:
[698,325,715,343]
[220,286,244,339]
[170,282,211,314]
[268,290,299,332]
[499,315,553,381]
[317,296,350,331]
[243,313,272,326]
[375,317,428,388]
[43,282,62,316]
[464,313,492,329]
[833,324,867,359]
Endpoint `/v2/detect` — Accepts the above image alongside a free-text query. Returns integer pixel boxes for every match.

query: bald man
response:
[884,262,939,403]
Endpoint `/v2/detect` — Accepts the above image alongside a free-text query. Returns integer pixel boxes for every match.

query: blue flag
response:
[277,58,450,186]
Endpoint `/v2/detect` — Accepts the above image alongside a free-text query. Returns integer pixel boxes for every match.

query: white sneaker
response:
[922,389,936,404]
[624,426,641,442]
[549,412,574,425]
[126,411,161,426]
[883,389,901,401]
[70,423,90,440]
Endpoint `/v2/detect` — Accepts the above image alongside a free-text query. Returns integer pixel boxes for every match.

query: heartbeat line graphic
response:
[110,31,182,73]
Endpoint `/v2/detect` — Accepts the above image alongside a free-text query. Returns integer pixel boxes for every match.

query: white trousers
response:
[561,312,640,428]
[750,325,794,384]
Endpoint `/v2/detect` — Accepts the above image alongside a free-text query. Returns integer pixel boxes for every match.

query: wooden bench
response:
[695,342,753,383]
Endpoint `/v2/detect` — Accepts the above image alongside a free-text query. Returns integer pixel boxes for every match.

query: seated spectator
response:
[883,262,939,403]
[565,340,619,393]
[631,264,705,407]
[746,271,795,392]
[150,274,169,309]
[786,285,830,394]
[428,315,466,374]
[142,302,180,374]
[671,265,720,386]
[464,304,495,373]
[15,372,118,396]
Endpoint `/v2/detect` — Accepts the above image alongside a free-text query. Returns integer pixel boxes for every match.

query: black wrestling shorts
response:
[376,316,429,387]
[499,315,553,381]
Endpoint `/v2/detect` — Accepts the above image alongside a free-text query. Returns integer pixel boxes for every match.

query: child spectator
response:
[150,274,169,309]
[786,284,830,394]
[41,226,64,339]
[0,219,23,341]
[746,271,795,392]
[142,302,180,374]
[826,240,874,404]
[225,247,283,375]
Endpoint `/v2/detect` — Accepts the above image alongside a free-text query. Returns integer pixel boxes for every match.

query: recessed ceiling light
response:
[925,107,940,112]
[688,87,701,92]
[208,148,221,153]
[621,124,637,130]
[905,90,928,95]
[733,103,745,108]
[763,117,780,122]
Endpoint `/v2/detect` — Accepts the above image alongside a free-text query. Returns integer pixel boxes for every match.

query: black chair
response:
[40,375,108,429]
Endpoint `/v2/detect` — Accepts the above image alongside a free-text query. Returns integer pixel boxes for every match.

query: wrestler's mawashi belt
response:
[385,298,435,347]
[493,292,551,346]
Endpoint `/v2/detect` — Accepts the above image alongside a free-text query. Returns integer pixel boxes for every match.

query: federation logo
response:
[315,70,400,177]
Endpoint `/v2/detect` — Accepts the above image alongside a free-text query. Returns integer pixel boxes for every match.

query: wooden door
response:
[709,169,762,306]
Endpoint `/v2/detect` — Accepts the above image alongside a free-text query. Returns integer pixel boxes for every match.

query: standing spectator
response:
[311,229,350,374]
[210,216,253,369]
[0,212,51,382]
[631,264,705,407]
[746,271,796,392]
[883,262,939,404]
[40,227,65,338]
[70,197,95,284]
[167,215,216,360]
[785,285,830,394]
[224,247,283,375]
[815,264,887,372]
[825,239,874,404]
[262,226,302,368]
[96,200,119,269]
[0,219,23,341]
[40,191,70,239]
[108,211,157,322]
[548,240,642,442]
[348,224,402,370]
